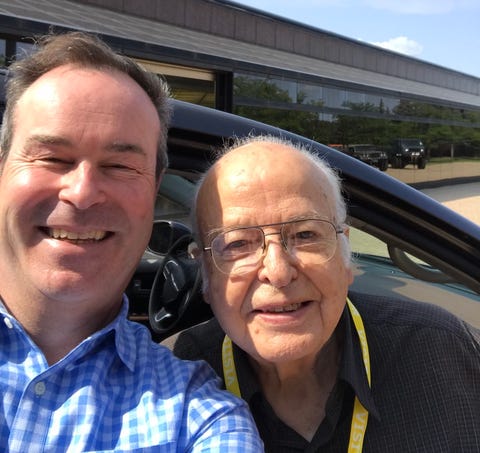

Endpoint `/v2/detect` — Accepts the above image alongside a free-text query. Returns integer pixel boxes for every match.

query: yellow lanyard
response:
[222,297,371,452]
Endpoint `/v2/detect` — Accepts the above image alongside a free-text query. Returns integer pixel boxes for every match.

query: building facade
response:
[1,0,479,182]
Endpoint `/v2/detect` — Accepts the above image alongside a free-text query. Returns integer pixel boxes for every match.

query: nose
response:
[257,235,298,288]
[58,162,107,209]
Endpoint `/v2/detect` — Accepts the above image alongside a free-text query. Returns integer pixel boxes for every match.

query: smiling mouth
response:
[260,302,308,313]
[44,228,109,242]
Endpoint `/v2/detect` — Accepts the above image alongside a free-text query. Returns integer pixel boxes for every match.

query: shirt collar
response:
[93,294,137,372]
[0,294,137,372]
[232,343,261,401]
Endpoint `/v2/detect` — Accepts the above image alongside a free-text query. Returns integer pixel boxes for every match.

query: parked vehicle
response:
[345,144,388,171]
[123,100,480,340]
[389,138,427,169]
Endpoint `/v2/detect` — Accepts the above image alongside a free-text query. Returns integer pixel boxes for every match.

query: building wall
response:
[74,0,480,96]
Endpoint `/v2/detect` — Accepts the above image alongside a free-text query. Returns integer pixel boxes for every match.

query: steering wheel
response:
[148,234,202,336]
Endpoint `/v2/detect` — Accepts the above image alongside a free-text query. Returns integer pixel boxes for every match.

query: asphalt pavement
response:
[384,161,480,225]
[420,182,480,225]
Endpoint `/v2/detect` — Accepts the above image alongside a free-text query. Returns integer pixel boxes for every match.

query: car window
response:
[349,227,480,328]
[154,173,195,227]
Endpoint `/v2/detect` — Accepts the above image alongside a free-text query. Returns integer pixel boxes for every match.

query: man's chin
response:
[37,273,110,303]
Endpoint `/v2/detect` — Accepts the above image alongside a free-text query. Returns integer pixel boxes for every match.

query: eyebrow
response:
[25,135,146,155]
[26,134,71,148]
[106,141,146,156]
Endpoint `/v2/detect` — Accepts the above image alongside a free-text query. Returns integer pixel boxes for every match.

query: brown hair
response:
[0,31,171,179]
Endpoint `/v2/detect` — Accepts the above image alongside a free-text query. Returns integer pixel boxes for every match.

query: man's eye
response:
[291,230,321,245]
[105,162,129,169]
[106,163,130,169]
[296,230,317,239]
[104,163,139,173]
[41,157,70,164]
[223,239,250,254]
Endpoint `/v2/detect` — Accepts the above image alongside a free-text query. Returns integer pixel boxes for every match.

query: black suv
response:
[345,144,388,171]
[389,138,427,169]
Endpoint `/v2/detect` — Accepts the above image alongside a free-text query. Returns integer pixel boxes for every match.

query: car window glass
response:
[154,173,194,227]
[349,226,480,328]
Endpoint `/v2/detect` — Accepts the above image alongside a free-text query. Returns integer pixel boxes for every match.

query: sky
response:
[232,0,480,78]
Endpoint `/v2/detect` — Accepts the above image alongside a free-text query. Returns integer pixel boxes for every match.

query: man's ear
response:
[188,241,212,305]
[155,168,166,193]
[187,241,201,259]
[342,226,355,285]
[203,291,211,305]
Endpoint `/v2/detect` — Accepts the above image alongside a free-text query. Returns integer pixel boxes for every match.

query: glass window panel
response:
[348,226,480,328]
[155,173,194,226]
[297,82,323,105]
[269,78,297,103]
[379,96,399,113]
[166,75,215,108]
[234,74,291,103]
[323,86,346,109]
[345,90,365,107]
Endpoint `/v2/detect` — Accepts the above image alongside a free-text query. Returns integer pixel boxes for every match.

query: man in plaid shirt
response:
[0,31,262,452]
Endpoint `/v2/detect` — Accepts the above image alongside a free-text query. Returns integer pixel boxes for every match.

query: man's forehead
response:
[198,143,334,217]
[222,141,290,162]
[214,143,300,178]
[216,143,325,185]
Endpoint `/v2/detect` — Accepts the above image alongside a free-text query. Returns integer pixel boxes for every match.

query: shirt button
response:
[34,381,46,396]
[3,317,13,329]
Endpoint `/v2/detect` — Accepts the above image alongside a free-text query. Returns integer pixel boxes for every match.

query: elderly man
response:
[166,136,480,452]
[0,32,262,451]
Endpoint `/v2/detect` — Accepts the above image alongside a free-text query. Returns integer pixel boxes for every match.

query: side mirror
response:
[148,220,192,255]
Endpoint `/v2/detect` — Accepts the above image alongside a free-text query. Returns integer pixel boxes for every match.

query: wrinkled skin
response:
[197,142,354,372]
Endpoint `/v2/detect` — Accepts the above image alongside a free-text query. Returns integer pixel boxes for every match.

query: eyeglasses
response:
[203,218,344,275]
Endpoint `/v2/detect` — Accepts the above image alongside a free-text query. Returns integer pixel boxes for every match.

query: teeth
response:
[267,303,302,313]
[49,229,107,241]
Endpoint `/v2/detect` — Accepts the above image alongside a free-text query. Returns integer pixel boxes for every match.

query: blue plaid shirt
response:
[0,298,262,452]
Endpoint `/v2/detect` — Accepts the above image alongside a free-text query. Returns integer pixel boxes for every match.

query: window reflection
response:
[233,73,480,179]
[166,76,215,108]
[297,82,322,104]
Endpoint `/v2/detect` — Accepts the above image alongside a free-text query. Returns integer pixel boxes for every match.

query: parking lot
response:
[387,159,480,186]
[421,182,480,225]
[385,161,480,225]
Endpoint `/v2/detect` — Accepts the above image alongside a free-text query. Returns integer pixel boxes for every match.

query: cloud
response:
[363,0,478,15]
[371,36,423,56]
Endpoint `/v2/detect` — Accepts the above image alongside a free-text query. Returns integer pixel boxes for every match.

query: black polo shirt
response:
[165,292,480,452]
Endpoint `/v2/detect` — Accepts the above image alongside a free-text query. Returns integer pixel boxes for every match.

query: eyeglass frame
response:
[201,217,345,275]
